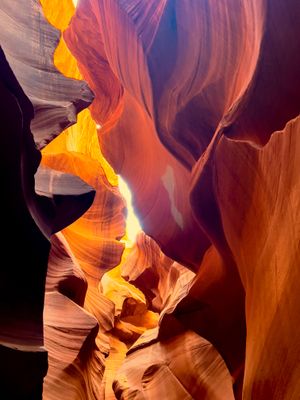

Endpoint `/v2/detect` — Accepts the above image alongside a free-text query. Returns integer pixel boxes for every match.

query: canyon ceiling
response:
[1,0,300,399]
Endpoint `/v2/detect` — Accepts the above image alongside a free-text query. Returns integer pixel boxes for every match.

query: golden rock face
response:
[1,0,300,399]
[40,1,160,398]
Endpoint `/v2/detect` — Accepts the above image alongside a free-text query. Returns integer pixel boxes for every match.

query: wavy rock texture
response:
[158,245,246,397]
[44,235,105,400]
[0,42,94,398]
[0,0,93,148]
[44,291,103,400]
[38,4,153,397]
[100,264,159,400]
[120,235,245,396]
[40,149,126,397]
[211,118,300,399]
[65,0,210,270]
[114,330,235,400]
[41,151,126,285]
[46,233,88,307]
[0,45,49,400]
[35,165,95,235]
[37,3,152,398]
[64,1,300,399]
[2,0,300,399]
[121,232,195,313]
[0,2,98,399]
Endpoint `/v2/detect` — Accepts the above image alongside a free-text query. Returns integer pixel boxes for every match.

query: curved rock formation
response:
[209,117,300,398]
[35,165,95,235]
[0,0,93,148]
[65,0,300,264]
[64,1,300,399]
[41,151,126,285]
[114,330,235,400]
[121,232,195,313]
[159,245,245,396]
[46,233,88,307]
[64,0,210,270]
[44,291,103,400]
[2,0,300,399]
[0,20,97,392]
[0,46,49,350]
[222,0,300,146]
[41,149,126,397]
[0,44,93,398]
[120,234,245,395]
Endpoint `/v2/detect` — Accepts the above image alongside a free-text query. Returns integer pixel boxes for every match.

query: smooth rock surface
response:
[0,0,93,148]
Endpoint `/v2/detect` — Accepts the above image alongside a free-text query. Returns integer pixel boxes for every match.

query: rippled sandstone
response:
[1,0,300,399]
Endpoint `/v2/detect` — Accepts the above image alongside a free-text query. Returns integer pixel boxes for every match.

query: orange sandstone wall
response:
[1,0,300,399]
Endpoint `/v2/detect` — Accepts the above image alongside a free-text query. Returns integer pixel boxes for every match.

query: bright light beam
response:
[118,175,142,245]
[72,0,78,7]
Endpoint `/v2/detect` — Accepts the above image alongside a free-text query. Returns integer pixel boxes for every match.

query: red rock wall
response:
[0,44,93,398]
[65,1,300,399]
[1,0,300,399]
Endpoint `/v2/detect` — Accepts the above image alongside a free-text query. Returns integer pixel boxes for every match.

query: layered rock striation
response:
[65,1,300,399]
[0,0,93,148]
[1,0,300,399]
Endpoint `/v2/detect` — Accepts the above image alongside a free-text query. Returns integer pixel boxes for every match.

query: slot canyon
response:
[1,0,300,399]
